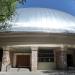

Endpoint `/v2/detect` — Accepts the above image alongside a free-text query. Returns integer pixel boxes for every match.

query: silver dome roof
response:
[9,8,75,33]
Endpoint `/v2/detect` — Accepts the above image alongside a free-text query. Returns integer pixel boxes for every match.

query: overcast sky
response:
[16,0,75,16]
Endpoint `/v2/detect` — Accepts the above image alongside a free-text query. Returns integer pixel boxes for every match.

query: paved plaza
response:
[0,70,75,75]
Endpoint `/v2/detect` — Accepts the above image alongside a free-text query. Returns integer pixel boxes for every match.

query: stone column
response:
[31,47,38,72]
[60,46,67,70]
[1,47,11,72]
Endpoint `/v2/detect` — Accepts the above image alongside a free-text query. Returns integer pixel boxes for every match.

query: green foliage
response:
[0,0,26,31]
[0,0,17,22]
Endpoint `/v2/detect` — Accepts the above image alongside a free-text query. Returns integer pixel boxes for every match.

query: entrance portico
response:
[1,44,71,72]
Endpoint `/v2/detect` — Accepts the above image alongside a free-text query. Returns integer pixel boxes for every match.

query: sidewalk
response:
[0,70,75,75]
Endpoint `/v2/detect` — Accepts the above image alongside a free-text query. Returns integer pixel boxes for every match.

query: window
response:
[38,48,54,62]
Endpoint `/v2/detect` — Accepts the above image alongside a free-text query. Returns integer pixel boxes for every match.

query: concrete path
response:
[0,71,75,75]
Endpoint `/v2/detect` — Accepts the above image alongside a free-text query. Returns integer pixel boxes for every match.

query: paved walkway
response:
[41,70,75,75]
[0,70,75,75]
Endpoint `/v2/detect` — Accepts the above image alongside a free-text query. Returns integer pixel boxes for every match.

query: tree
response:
[0,0,16,21]
[0,0,26,31]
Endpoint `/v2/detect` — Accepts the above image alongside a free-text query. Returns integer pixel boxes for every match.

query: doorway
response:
[0,48,3,71]
[16,54,31,69]
[67,54,73,67]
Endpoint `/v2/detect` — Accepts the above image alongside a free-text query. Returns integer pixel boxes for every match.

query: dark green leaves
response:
[0,0,16,22]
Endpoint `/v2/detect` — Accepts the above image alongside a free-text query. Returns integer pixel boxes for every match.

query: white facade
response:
[0,8,75,72]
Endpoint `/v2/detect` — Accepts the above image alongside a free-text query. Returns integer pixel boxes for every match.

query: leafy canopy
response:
[0,0,26,22]
[0,0,17,22]
[0,0,26,31]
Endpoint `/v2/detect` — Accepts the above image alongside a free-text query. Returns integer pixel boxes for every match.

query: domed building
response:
[0,8,75,72]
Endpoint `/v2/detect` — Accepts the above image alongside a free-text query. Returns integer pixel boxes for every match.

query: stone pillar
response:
[31,47,38,72]
[1,47,11,72]
[60,46,67,70]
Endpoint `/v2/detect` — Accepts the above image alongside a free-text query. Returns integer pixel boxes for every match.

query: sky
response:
[16,0,75,16]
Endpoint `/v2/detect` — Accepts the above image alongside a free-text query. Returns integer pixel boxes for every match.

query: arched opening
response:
[0,48,3,71]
